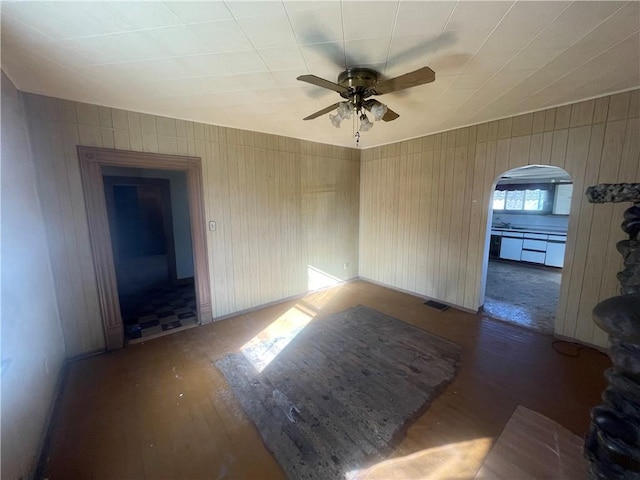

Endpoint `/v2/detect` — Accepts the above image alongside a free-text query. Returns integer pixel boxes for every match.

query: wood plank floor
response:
[44,280,610,479]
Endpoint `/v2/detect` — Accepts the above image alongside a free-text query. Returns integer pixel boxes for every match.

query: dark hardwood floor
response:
[43,280,610,479]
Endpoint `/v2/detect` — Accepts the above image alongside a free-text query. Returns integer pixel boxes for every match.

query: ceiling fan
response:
[297,66,436,136]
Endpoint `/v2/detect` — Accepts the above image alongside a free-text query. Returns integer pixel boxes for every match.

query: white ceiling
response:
[2,1,639,148]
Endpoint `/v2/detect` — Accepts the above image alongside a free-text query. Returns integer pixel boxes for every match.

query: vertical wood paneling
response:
[218,142,237,310]
[494,138,511,178]
[464,142,487,307]
[555,105,572,130]
[24,94,359,356]
[529,133,543,164]
[573,120,626,342]
[479,140,498,302]
[22,85,640,353]
[386,157,399,286]
[540,132,554,164]
[509,135,530,170]
[591,117,640,345]
[255,147,270,305]
[555,125,594,340]
[458,143,473,307]
[449,145,467,305]
[550,129,569,168]
[2,74,67,480]
[430,146,444,297]
[415,152,430,294]
[359,88,640,349]
[358,159,370,278]
[570,100,595,127]
[397,156,410,290]
[24,96,86,355]
[61,122,103,349]
[438,145,454,300]
[564,123,604,343]
[406,154,421,292]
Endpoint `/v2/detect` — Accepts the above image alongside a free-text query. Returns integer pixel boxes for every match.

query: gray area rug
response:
[216,305,461,479]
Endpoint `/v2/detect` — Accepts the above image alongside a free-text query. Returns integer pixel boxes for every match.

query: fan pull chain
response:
[352,110,360,147]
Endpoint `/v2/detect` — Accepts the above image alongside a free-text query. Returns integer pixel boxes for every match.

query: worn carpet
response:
[216,305,461,479]
[484,260,561,334]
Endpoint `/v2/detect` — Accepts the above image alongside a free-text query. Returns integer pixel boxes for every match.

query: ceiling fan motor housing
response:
[337,68,379,99]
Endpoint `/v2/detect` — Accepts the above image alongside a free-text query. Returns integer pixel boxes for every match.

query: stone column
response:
[584,183,640,479]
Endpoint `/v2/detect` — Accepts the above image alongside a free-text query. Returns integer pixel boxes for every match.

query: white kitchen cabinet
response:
[553,184,573,215]
[524,233,548,240]
[548,235,567,242]
[500,237,524,261]
[545,242,566,267]
[523,239,547,251]
[521,250,546,263]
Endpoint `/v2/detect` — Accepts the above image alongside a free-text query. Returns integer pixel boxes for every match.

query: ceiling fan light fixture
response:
[337,101,354,120]
[359,113,373,132]
[298,66,435,145]
[371,102,388,121]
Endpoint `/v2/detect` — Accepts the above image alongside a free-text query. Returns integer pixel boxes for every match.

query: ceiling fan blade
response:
[373,67,435,95]
[363,99,400,122]
[297,74,348,95]
[302,103,341,120]
[381,107,399,122]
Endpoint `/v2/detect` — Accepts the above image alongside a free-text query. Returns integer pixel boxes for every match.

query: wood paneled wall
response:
[1,73,66,480]
[22,93,359,357]
[360,89,640,348]
[21,86,639,353]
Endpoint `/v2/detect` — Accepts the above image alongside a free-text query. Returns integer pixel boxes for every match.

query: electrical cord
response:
[552,339,584,357]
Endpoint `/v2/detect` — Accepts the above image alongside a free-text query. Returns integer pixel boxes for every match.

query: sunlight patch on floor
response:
[345,438,494,480]
[241,304,314,372]
[307,264,344,291]
[241,266,343,373]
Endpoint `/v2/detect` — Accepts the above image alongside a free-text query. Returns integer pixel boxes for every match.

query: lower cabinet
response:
[545,242,566,267]
[495,229,566,266]
[500,237,523,261]
[521,249,546,263]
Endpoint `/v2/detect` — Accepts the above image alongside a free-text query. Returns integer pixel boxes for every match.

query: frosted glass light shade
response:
[370,102,387,121]
[330,113,341,128]
[359,114,373,132]
[337,101,353,119]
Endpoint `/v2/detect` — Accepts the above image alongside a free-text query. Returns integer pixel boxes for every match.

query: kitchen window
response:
[492,183,569,213]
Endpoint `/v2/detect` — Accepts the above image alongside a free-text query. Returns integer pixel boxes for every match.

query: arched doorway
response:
[480,165,573,333]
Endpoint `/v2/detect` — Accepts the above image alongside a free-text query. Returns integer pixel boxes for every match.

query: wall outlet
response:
[343,262,348,270]
[208,221,216,231]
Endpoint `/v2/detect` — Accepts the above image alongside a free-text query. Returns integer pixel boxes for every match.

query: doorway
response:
[481,165,572,333]
[78,147,212,350]
[103,172,198,342]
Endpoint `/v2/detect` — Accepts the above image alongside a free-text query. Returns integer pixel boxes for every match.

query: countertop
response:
[491,227,567,236]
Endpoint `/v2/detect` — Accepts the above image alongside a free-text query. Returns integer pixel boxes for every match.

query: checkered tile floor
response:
[121,282,197,341]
